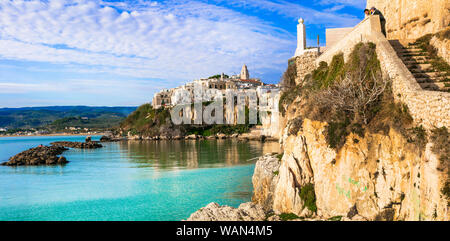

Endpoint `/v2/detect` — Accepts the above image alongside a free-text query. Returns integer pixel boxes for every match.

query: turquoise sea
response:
[0,135,280,221]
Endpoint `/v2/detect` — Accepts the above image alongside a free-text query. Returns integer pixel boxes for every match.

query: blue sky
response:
[0,0,365,107]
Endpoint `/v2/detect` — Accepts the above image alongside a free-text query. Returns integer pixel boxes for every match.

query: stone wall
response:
[367,0,450,40]
[316,15,450,130]
[431,32,450,64]
[317,16,381,64]
[290,50,319,85]
[325,27,354,49]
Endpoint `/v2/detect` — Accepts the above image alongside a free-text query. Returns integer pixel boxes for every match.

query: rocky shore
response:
[2,137,104,166]
[125,133,279,142]
[1,145,69,166]
[187,154,369,221]
[50,141,102,149]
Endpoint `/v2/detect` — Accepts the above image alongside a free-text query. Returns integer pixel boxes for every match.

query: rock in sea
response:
[1,145,69,166]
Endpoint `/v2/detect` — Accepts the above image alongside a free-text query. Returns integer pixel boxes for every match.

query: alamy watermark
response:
[169,83,280,126]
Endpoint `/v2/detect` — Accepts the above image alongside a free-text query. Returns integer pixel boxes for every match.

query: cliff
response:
[188,41,449,221]
[366,0,450,40]
[253,42,449,221]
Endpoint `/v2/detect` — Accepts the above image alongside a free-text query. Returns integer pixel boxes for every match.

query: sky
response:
[0,0,366,108]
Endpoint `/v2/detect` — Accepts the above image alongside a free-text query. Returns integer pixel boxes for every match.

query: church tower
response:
[240,64,249,80]
[294,18,306,57]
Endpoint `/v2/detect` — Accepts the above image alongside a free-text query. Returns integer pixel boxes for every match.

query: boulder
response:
[187,202,266,221]
[216,133,227,139]
[2,145,69,166]
[51,141,102,149]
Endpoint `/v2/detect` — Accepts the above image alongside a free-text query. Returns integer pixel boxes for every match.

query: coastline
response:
[0,133,106,138]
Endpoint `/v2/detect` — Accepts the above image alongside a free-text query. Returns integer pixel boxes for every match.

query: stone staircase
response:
[389,40,450,92]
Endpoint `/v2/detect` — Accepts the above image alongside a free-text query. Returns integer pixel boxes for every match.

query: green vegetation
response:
[328,216,343,221]
[120,103,172,136]
[299,183,317,213]
[414,32,450,86]
[120,103,255,137]
[279,61,300,115]
[273,171,279,176]
[0,106,136,132]
[436,27,450,40]
[430,127,449,171]
[442,181,450,206]
[279,42,427,151]
[279,85,302,116]
[185,124,252,136]
[208,74,229,79]
[279,213,300,221]
[405,125,427,150]
[276,153,283,162]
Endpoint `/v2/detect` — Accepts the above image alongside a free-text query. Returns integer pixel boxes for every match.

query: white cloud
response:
[0,0,295,82]
[207,0,361,27]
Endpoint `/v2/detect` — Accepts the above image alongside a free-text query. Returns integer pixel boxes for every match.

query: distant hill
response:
[0,106,137,130]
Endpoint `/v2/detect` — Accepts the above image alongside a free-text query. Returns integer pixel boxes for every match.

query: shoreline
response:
[0,133,106,138]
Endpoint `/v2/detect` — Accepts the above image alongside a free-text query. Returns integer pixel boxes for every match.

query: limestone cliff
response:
[366,0,450,40]
[253,41,449,221]
[261,118,448,220]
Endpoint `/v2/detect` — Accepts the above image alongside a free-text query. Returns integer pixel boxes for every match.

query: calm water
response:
[0,135,280,221]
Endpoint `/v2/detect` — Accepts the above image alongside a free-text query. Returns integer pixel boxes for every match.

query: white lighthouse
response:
[294,18,307,57]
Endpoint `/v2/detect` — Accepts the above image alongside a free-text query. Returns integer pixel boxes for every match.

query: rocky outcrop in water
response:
[186,202,266,221]
[99,135,124,142]
[1,145,69,166]
[50,141,102,149]
[252,154,280,212]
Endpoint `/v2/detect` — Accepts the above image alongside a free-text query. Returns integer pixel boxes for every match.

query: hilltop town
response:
[152,64,280,109]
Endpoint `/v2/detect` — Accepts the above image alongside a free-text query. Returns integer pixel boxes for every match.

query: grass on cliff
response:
[279,42,426,151]
[279,213,301,221]
[299,183,317,213]
[120,103,171,136]
[430,127,449,170]
[413,31,450,77]
[120,103,254,137]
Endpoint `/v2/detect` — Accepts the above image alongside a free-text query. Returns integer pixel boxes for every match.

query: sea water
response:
[0,136,280,221]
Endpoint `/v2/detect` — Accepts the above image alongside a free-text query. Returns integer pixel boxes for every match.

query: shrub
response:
[279,85,302,116]
[437,27,450,40]
[326,120,350,149]
[430,127,449,170]
[414,33,450,76]
[275,153,283,162]
[328,216,343,221]
[299,183,317,213]
[279,213,300,221]
[405,125,427,150]
[281,60,298,88]
[288,117,303,136]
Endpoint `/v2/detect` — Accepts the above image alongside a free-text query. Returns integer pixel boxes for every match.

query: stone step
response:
[406,63,432,70]
[395,48,423,53]
[413,72,448,78]
[403,60,429,65]
[419,82,447,91]
[398,52,427,57]
[415,77,449,83]
[400,55,429,61]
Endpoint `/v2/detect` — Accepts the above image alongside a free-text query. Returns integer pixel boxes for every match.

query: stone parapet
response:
[290,50,319,85]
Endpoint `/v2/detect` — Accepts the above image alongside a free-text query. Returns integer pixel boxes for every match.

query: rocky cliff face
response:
[366,0,449,40]
[253,114,449,220]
